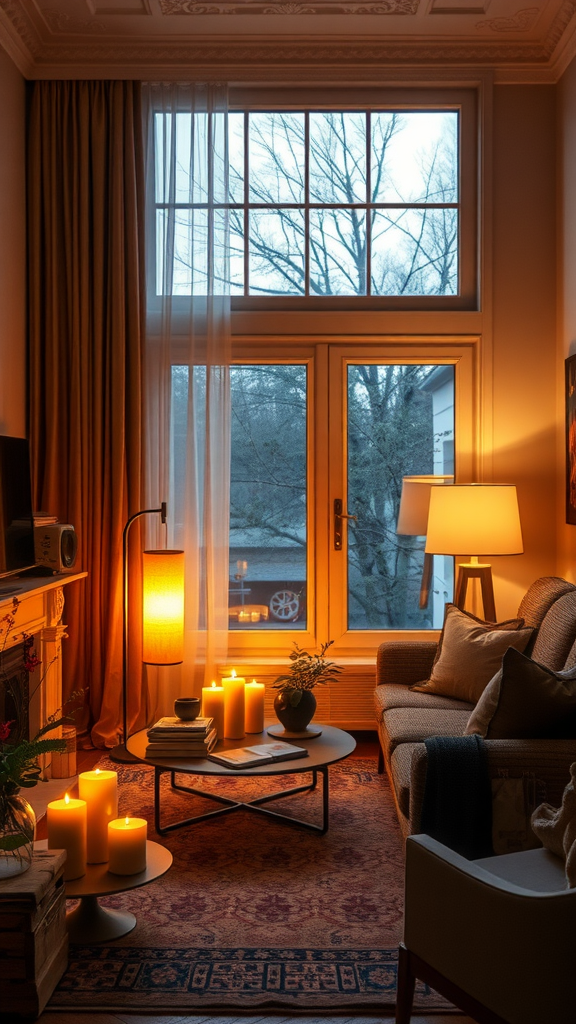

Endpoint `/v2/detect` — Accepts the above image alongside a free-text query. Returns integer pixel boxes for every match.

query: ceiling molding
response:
[0,0,575,82]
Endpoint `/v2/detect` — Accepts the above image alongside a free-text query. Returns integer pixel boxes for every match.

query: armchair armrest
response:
[404,835,576,1024]
[376,640,438,687]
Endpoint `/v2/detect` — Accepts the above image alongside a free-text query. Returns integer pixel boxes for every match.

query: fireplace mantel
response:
[0,572,87,771]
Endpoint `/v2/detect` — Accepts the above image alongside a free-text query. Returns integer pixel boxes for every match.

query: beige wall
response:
[558,56,576,581]
[490,85,558,614]
[0,45,26,437]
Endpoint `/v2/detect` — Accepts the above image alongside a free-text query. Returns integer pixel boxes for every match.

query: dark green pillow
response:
[465,647,576,739]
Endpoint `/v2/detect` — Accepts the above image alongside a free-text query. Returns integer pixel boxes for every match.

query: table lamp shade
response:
[425,484,523,556]
[396,475,454,536]
[142,549,185,664]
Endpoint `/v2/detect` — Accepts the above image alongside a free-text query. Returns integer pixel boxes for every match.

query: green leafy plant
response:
[0,598,82,801]
[272,640,342,707]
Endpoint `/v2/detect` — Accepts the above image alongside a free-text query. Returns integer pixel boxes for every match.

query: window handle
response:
[334,498,358,551]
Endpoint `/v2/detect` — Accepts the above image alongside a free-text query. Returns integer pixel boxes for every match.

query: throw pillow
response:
[465,647,576,739]
[411,604,533,704]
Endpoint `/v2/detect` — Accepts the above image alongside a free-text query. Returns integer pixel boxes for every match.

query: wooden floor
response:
[35,735,474,1024]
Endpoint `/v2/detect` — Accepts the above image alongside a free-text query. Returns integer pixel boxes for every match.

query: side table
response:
[35,839,172,943]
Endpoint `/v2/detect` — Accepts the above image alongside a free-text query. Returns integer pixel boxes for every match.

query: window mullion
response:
[305,112,310,298]
[366,111,371,298]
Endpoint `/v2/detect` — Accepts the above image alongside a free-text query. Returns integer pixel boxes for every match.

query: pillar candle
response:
[78,768,118,863]
[108,817,147,875]
[47,794,87,881]
[202,681,225,738]
[245,679,265,734]
[222,673,246,739]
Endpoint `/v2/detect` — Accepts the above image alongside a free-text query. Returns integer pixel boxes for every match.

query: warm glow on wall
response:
[142,549,185,665]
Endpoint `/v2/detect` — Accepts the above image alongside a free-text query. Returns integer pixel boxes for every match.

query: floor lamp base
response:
[454,562,496,623]
[109,741,139,764]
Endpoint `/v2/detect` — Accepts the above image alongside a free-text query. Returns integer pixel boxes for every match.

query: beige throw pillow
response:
[411,604,533,704]
[465,647,576,739]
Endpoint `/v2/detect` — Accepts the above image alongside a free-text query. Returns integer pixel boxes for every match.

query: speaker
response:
[34,524,78,572]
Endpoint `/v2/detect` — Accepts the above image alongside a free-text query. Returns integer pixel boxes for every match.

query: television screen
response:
[0,436,36,577]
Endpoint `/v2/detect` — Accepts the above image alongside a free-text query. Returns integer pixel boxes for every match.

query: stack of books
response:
[145,716,218,758]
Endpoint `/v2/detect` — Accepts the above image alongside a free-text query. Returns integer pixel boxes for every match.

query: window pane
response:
[309,113,366,204]
[309,209,366,296]
[347,364,454,629]
[229,366,307,630]
[371,112,458,204]
[228,112,244,204]
[249,113,305,204]
[371,208,458,296]
[249,210,305,295]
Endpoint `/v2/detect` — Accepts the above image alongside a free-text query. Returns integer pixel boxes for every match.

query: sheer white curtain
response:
[143,83,231,715]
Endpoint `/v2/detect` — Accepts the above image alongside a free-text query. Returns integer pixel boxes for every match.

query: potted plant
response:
[272,640,342,734]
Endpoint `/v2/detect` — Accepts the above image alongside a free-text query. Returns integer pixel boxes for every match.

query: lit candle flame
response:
[211,681,216,689]
[231,669,236,679]
[125,816,130,826]
[64,793,70,805]
[95,768,100,774]
[252,678,257,684]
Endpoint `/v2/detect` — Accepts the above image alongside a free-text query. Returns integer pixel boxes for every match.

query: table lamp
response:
[396,475,453,608]
[110,503,185,764]
[424,483,523,622]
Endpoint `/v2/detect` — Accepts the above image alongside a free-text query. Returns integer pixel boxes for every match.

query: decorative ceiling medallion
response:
[476,6,540,31]
[159,0,418,10]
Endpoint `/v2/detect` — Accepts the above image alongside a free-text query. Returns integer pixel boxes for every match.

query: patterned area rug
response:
[49,755,450,1013]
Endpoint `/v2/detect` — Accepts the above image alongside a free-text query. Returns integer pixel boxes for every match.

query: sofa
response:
[374,576,576,847]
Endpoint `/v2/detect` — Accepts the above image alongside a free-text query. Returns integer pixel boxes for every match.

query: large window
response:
[152,93,477,306]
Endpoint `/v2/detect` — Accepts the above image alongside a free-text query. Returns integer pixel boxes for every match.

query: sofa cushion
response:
[374,683,474,722]
[530,590,576,671]
[465,647,576,739]
[411,604,533,704]
[381,706,471,759]
[390,742,419,819]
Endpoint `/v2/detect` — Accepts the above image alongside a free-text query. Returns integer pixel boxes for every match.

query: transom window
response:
[153,106,469,301]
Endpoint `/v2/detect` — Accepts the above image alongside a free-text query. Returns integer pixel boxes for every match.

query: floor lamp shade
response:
[142,550,185,665]
[425,484,523,557]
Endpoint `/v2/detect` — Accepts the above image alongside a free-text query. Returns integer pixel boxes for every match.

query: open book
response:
[208,740,308,769]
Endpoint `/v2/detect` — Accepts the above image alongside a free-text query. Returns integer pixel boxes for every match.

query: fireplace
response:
[0,641,31,741]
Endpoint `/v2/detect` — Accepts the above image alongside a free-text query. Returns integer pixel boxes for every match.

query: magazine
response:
[208,741,308,769]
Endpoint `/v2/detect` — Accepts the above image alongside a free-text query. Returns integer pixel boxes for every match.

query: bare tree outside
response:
[162,111,457,628]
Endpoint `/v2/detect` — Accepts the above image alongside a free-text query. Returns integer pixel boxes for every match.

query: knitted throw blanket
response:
[420,734,493,859]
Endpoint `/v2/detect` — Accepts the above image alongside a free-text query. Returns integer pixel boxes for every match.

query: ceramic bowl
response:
[174,697,201,721]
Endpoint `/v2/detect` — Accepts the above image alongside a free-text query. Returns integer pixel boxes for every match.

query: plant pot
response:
[0,791,36,879]
[273,689,317,733]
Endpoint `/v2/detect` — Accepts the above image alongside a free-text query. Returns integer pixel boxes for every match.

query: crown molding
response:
[0,0,575,83]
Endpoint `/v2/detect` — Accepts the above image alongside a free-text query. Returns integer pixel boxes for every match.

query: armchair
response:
[397,834,575,1024]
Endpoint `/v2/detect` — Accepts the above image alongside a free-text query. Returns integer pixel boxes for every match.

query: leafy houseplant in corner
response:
[272,640,342,734]
[0,598,80,878]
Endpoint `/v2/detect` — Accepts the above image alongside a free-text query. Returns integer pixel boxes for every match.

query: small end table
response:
[35,839,172,943]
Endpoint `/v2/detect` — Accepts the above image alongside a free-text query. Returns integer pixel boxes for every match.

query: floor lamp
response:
[396,475,453,608]
[110,503,185,764]
[424,483,523,622]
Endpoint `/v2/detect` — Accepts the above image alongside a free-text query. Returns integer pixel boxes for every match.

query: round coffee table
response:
[35,839,172,943]
[127,724,356,836]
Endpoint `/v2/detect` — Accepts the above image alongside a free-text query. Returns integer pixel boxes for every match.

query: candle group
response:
[206,671,266,739]
[47,767,147,878]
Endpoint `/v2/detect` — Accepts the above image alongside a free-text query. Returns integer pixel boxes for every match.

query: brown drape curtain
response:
[27,80,146,748]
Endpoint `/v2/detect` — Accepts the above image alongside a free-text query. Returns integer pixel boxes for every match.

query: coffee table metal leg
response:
[66,894,136,943]
[154,765,329,835]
